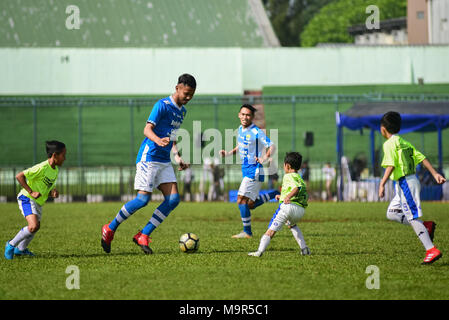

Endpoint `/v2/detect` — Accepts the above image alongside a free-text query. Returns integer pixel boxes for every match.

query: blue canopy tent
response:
[336,101,449,200]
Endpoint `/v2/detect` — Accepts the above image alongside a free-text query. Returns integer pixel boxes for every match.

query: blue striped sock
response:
[109,194,150,231]
[142,194,180,236]
[253,190,280,209]
[238,204,252,235]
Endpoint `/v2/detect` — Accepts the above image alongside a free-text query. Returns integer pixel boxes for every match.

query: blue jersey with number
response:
[136,96,186,163]
[237,124,273,181]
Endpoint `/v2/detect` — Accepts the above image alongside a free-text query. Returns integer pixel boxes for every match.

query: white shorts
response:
[387,175,422,222]
[134,161,177,193]
[238,177,262,202]
[17,194,43,221]
[268,203,305,232]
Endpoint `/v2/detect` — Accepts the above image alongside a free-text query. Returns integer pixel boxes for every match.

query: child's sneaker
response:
[248,251,263,257]
[301,247,311,256]
[4,241,15,260]
[132,231,153,254]
[232,231,252,239]
[422,247,442,265]
[14,248,35,257]
[423,221,436,242]
[101,223,115,253]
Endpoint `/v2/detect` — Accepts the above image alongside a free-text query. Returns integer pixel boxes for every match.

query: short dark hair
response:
[284,152,303,171]
[46,140,66,158]
[240,104,257,115]
[381,111,401,134]
[178,73,196,89]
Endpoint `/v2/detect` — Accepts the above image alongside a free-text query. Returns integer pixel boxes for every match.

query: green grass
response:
[1,201,448,300]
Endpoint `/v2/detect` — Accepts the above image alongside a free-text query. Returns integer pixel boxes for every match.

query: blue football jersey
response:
[136,96,186,163]
[237,124,273,181]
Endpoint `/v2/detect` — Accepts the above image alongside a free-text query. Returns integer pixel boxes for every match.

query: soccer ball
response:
[179,233,199,253]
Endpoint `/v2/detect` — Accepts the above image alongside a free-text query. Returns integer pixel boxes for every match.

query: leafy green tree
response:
[300,0,407,47]
[262,0,334,46]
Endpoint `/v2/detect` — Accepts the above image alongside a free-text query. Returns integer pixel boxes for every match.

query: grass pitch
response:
[1,201,448,300]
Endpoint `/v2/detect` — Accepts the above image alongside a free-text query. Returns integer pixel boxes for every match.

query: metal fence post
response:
[77,99,83,167]
[129,99,135,165]
[291,95,296,151]
[31,99,37,164]
[213,96,218,130]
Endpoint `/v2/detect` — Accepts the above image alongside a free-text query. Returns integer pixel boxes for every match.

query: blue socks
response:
[253,190,280,209]
[109,193,180,235]
[109,193,151,231]
[142,193,180,236]
[238,190,280,236]
[238,204,252,235]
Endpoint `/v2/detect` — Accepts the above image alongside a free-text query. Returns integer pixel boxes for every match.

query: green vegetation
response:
[1,201,448,300]
[301,0,407,47]
[262,0,334,46]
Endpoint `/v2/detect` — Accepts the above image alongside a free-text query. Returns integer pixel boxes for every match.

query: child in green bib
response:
[249,152,310,257]
[4,141,66,260]
[378,112,445,265]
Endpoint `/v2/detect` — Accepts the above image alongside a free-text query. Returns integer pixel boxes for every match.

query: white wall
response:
[242,46,449,89]
[0,48,243,95]
[430,0,449,44]
[1,46,448,95]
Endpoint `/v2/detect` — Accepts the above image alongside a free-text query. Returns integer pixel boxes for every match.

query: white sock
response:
[9,227,33,247]
[257,234,271,253]
[290,225,307,249]
[410,220,434,251]
[17,233,35,251]
[387,209,410,225]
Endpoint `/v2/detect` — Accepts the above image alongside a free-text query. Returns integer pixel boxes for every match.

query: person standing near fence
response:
[378,111,446,264]
[219,104,279,239]
[4,141,66,259]
[101,74,196,254]
[322,162,336,201]
[182,166,194,202]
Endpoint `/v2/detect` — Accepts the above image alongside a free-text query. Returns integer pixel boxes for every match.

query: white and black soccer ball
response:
[179,233,199,253]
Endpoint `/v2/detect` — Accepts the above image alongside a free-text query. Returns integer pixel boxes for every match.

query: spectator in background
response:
[351,153,367,181]
[300,160,310,187]
[322,162,336,201]
[267,158,279,190]
[209,161,224,201]
[183,166,194,201]
[268,172,279,190]
[300,160,311,200]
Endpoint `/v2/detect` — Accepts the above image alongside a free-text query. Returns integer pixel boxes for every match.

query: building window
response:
[417,11,425,19]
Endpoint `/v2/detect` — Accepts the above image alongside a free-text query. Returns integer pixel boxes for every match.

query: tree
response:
[262,0,334,46]
[300,0,407,47]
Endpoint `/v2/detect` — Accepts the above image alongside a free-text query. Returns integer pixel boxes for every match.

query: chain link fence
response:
[1,93,448,202]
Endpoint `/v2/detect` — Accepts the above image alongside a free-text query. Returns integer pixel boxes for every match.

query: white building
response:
[348,17,408,45]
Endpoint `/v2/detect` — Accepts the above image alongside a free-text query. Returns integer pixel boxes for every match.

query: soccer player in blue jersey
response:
[101,74,196,254]
[220,104,279,238]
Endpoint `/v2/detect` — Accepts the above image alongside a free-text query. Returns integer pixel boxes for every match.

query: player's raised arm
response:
[15,171,40,199]
[143,122,170,147]
[219,146,238,157]
[421,158,446,184]
[172,141,189,171]
[283,186,299,204]
[256,144,275,164]
[378,166,394,198]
